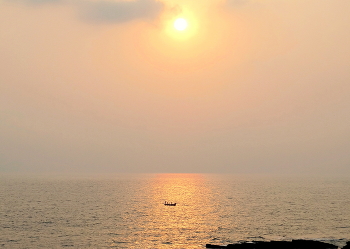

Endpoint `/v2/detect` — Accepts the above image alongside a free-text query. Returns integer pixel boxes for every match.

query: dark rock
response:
[206,244,226,248]
[343,241,350,249]
[291,239,337,249]
[207,240,339,249]
[226,242,256,248]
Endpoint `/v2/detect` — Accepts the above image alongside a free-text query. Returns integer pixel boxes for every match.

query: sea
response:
[1,173,349,248]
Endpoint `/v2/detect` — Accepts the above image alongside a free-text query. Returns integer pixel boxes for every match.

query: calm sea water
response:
[1,174,349,248]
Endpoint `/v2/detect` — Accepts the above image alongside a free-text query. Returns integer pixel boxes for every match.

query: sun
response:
[174,18,188,31]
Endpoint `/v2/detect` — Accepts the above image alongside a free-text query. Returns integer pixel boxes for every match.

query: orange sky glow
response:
[1,0,350,174]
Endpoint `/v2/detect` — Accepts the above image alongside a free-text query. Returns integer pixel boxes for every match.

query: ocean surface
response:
[1,174,349,248]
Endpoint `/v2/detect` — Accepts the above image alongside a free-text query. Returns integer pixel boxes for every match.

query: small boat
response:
[164,201,176,206]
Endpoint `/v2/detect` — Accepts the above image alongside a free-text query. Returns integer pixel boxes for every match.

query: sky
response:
[1,0,350,175]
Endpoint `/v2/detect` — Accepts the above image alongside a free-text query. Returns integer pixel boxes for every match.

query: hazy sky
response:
[1,0,350,175]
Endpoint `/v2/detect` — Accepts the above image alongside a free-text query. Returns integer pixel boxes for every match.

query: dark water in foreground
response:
[1,174,349,248]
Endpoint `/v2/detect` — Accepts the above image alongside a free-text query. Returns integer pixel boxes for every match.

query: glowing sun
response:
[174,18,188,31]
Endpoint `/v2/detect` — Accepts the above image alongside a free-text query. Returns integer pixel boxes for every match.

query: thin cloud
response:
[7,0,165,23]
[80,0,165,23]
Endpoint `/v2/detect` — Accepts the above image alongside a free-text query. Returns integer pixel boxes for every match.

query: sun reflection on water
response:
[142,173,216,248]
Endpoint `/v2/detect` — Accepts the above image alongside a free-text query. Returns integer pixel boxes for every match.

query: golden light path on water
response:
[143,174,217,248]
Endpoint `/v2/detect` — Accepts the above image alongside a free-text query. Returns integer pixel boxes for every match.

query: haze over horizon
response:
[1,0,350,175]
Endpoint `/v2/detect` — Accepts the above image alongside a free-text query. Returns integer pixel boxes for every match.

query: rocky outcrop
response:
[206,240,344,249]
[342,242,350,249]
